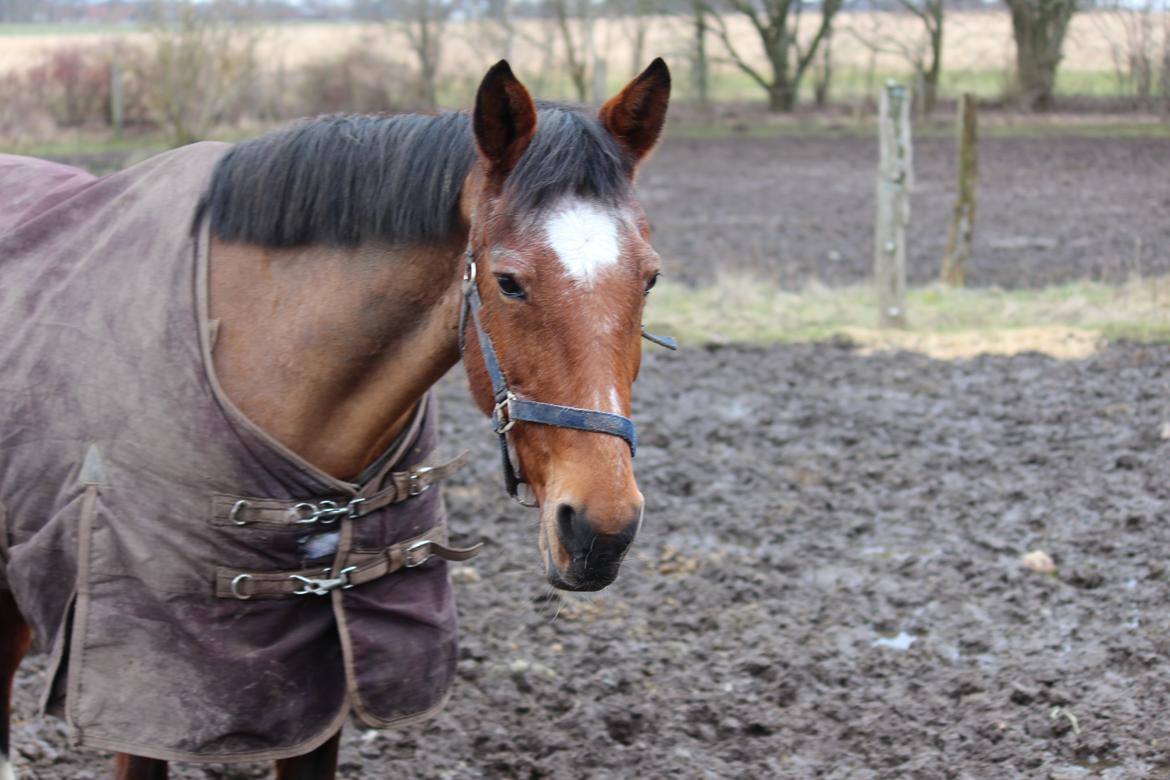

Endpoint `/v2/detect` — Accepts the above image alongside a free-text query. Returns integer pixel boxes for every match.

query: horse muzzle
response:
[544,502,641,591]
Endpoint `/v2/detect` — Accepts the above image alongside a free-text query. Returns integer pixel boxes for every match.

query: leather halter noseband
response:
[460,248,676,505]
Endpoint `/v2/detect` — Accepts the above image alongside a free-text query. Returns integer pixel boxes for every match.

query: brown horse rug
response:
[0,146,472,762]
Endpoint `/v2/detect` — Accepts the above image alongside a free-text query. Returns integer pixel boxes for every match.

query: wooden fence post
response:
[875,80,912,328]
[110,58,124,139]
[942,93,977,286]
[592,57,607,106]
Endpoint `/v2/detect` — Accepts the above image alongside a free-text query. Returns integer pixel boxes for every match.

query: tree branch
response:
[704,1,774,90]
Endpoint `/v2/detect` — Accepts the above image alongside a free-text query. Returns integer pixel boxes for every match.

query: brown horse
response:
[0,59,670,779]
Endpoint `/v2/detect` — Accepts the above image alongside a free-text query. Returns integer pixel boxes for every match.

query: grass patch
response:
[0,128,262,173]
[644,274,1170,358]
[1,133,174,159]
[0,22,137,35]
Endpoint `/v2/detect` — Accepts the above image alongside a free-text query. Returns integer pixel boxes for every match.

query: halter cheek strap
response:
[460,249,672,504]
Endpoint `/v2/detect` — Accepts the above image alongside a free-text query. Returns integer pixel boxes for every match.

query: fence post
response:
[110,57,125,139]
[875,80,912,328]
[592,57,607,106]
[942,93,977,286]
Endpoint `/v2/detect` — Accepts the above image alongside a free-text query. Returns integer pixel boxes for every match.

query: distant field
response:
[0,22,129,35]
[0,10,1163,105]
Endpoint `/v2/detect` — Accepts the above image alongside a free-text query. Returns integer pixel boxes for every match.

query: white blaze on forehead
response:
[544,202,621,285]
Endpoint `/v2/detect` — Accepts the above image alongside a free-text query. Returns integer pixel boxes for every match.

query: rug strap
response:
[214,526,482,601]
[210,452,470,529]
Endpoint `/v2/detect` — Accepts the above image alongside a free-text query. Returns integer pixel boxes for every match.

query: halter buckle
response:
[492,393,516,435]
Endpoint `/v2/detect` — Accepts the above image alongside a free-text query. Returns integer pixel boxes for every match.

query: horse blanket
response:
[0,146,463,761]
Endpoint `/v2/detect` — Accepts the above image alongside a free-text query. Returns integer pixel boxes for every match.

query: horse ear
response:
[473,60,537,178]
[599,58,671,167]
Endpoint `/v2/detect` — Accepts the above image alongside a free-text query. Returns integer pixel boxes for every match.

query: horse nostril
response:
[554,503,640,568]
[556,502,582,552]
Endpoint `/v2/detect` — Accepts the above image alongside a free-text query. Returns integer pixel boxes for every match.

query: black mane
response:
[199,104,631,249]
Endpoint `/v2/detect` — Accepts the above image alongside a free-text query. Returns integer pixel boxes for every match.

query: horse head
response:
[460,59,671,592]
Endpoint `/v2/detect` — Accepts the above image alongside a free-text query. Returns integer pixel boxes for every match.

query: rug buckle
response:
[404,540,433,568]
[408,466,435,497]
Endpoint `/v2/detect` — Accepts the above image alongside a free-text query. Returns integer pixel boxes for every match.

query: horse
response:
[0,59,672,779]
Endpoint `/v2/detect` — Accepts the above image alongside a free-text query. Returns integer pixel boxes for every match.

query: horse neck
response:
[207,237,466,481]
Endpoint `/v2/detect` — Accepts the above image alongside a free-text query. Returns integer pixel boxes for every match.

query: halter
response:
[460,248,676,505]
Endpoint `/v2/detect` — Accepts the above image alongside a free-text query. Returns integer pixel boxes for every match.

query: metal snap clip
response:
[312,500,343,525]
[289,565,358,596]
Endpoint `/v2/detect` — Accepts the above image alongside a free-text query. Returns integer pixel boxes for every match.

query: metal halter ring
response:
[230,573,253,600]
[463,252,477,288]
[492,393,516,435]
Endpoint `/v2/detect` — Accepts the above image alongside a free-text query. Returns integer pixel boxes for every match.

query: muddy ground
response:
[10,340,1170,779]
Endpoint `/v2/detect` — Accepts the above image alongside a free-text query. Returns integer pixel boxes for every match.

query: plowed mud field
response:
[11,340,1170,779]
[642,133,1170,290]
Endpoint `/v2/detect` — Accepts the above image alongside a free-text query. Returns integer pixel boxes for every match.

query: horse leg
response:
[273,729,341,780]
[113,754,167,780]
[0,590,32,780]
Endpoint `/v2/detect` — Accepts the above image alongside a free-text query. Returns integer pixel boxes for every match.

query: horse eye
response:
[644,272,660,296]
[495,273,525,299]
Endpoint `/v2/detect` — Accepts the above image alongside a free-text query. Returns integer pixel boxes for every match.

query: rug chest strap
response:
[214,452,469,528]
[216,530,482,601]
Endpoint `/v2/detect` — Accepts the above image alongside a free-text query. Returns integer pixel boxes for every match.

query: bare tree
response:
[1004,0,1080,111]
[482,0,515,61]
[692,0,711,109]
[812,21,832,107]
[705,0,845,112]
[846,2,944,115]
[142,0,261,145]
[617,0,663,78]
[546,0,596,102]
[391,0,460,109]
[1163,12,1170,113]
[899,0,944,114]
[1095,0,1163,106]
